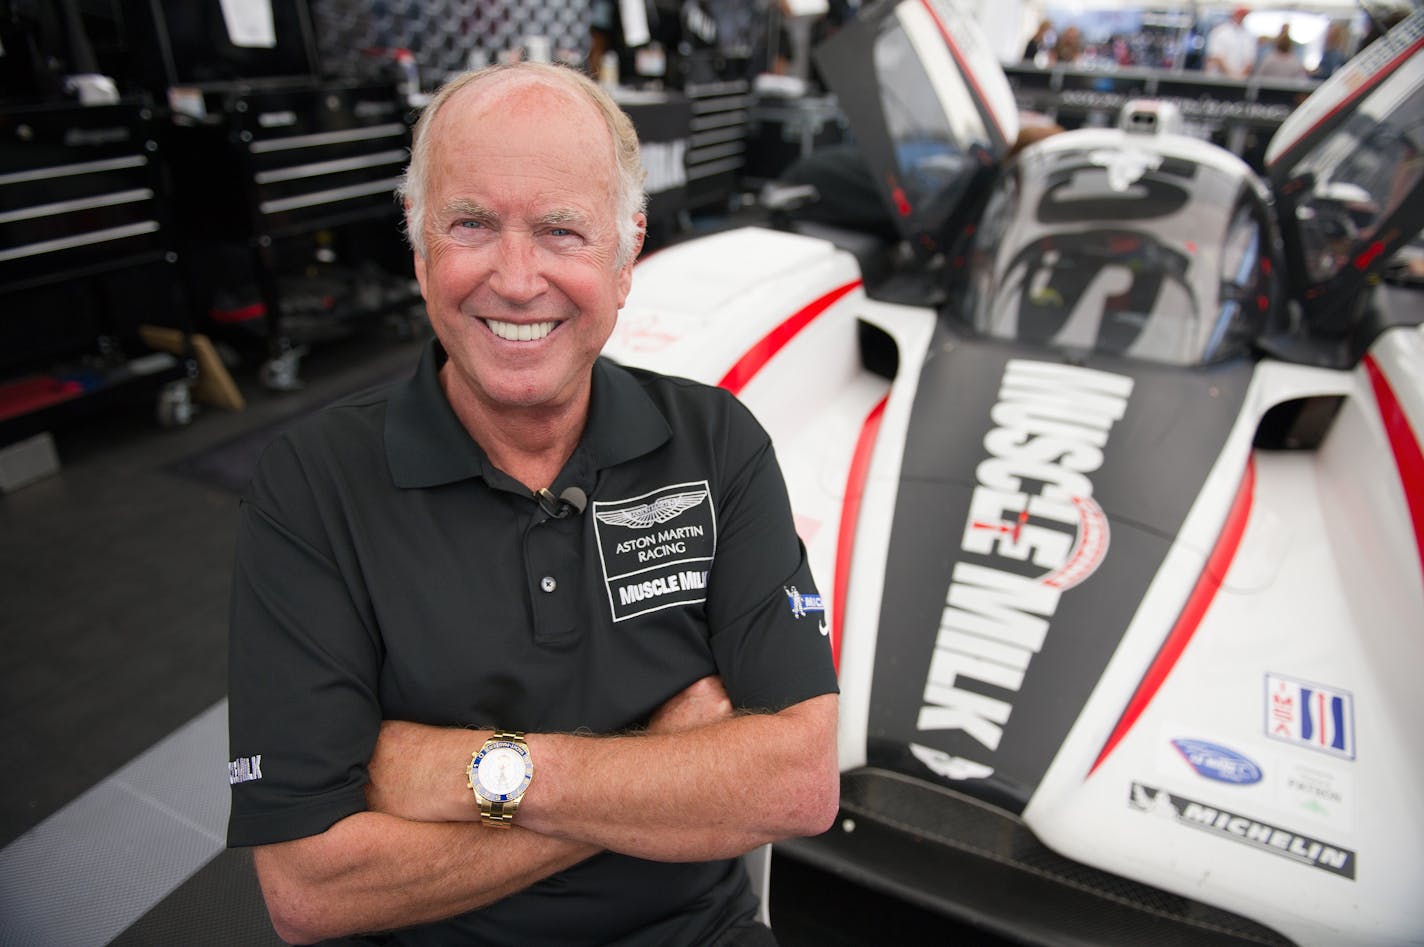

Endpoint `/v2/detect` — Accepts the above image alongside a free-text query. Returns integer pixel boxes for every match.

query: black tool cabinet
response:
[0,96,196,445]
[684,78,753,213]
[163,79,419,389]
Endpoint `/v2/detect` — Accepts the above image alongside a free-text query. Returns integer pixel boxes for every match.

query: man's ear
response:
[405,199,429,298]
[616,213,646,306]
[631,213,647,261]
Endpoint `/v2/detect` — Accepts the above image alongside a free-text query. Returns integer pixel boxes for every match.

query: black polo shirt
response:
[227,340,838,945]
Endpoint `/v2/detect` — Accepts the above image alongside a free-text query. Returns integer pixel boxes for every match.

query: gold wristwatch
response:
[467,731,533,827]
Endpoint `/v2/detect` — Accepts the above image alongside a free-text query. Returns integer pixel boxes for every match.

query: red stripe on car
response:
[832,396,888,669]
[1364,353,1424,590]
[1088,458,1256,777]
[718,281,861,394]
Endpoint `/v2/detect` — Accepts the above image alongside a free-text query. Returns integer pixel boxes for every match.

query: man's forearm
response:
[368,694,840,862]
[521,696,840,860]
[253,810,597,944]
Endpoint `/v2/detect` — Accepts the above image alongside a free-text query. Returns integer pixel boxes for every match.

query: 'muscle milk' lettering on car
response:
[915,360,1133,778]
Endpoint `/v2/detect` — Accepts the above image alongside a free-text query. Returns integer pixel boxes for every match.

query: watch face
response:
[473,742,532,800]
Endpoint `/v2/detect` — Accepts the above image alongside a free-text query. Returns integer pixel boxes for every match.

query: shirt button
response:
[540,576,557,593]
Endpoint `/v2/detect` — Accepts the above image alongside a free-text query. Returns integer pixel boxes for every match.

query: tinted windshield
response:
[966,137,1272,366]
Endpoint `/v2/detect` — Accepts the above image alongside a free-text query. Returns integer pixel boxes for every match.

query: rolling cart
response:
[162,78,418,389]
[0,96,197,456]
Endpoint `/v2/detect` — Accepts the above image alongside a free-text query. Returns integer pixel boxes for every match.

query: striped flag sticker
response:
[1265,673,1355,760]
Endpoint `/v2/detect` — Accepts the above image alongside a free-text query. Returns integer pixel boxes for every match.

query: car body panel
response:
[608,4,1424,943]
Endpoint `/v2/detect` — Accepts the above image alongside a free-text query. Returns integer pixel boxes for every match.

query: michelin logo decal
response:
[784,586,824,619]
[594,481,717,622]
[1130,782,1355,879]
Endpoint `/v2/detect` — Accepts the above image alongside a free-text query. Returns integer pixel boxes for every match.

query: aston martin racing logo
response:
[593,481,717,622]
[592,489,707,529]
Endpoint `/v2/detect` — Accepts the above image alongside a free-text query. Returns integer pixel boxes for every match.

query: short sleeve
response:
[705,407,839,711]
[226,436,383,847]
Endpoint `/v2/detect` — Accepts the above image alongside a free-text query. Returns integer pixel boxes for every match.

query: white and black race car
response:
[605,4,1424,944]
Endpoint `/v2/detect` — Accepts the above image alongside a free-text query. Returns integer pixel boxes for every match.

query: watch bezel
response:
[470,739,533,803]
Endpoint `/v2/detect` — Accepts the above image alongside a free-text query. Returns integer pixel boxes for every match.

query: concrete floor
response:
[0,333,421,944]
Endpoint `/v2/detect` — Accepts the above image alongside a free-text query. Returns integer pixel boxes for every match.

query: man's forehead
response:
[436,197,597,226]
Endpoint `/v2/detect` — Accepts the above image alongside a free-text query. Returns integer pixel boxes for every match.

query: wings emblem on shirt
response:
[593,489,709,529]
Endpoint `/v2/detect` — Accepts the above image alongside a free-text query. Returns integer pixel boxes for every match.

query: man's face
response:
[413,79,642,417]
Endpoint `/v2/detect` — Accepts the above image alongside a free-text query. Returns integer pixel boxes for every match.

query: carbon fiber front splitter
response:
[775,768,1295,947]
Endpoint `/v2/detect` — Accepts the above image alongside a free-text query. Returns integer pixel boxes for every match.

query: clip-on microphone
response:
[536,486,588,519]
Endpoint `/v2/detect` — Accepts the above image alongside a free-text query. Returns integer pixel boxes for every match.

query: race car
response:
[604,3,1424,944]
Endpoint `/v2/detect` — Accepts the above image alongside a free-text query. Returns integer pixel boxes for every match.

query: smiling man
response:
[226,64,839,946]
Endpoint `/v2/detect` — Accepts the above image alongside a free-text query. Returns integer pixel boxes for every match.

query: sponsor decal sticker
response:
[608,310,697,354]
[229,755,263,785]
[785,585,829,635]
[593,481,717,622]
[1129,781,1355,879]
[1170,738,1263,785]
[910,743,995,781]
[1265,673,1355,760]
[1278,762,1353,829]
[785,585,824,618]
[915,360,1134,780]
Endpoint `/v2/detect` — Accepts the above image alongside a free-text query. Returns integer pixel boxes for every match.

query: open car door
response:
[1264,10,1424,339]
[812,0,1019,261]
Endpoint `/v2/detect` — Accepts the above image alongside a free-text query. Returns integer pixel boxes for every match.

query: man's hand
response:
[646,675,734,734]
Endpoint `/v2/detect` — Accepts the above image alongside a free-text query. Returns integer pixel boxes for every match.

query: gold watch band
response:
[469,731,529,828]
[483,797,519,826]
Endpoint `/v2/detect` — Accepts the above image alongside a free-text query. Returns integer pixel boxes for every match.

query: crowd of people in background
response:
[1023,20,1086,65]
[1254,25,1311,80]
[1020,4,1390,80]
[1203,6,1258,77]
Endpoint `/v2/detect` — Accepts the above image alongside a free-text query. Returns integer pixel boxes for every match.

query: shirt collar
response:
[385,338,670,489]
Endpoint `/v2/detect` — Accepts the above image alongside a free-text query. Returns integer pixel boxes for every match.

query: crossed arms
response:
[252,678,839,944]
